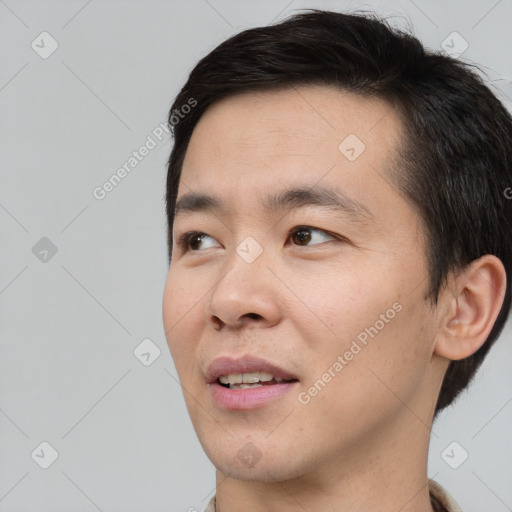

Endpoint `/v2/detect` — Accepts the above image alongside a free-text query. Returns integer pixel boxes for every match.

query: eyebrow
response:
[174,186,374,223]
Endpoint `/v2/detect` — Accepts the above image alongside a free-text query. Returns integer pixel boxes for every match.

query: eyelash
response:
[176,225,340,253]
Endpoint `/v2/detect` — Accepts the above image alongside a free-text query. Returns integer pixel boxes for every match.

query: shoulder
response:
[203,495,216,512]
[429,479,463,512]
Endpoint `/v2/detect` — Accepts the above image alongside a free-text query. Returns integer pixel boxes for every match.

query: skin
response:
[162,84,506,512]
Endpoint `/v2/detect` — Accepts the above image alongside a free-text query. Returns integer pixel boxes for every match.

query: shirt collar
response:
[203,479,463,512]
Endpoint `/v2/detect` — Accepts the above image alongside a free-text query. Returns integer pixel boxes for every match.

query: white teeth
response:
[219,374,242,385]
[219,371,280,385]
[258,371,274,382]
[243,371,274,383]
[218,375,230,385]
[228,374,243,385]
[242,372,260,384]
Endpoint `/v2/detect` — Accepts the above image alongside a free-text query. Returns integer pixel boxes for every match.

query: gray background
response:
[1,0,511,510]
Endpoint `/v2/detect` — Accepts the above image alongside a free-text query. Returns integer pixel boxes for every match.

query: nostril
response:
[245,313,262,320]
[210,312,262,330]
[211,316,224,330]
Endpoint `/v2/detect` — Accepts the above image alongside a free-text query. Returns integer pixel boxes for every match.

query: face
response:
[163,85,442,483]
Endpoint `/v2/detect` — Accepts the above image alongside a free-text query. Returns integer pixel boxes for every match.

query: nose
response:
[206,248,283,331]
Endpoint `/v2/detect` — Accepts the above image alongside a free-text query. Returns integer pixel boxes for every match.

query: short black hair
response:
[165,9,512,416]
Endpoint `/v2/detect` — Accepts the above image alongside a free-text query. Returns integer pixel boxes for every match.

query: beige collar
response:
[203,479,463,512]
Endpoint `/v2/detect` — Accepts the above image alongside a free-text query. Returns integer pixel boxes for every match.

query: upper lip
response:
[206,355,299,384]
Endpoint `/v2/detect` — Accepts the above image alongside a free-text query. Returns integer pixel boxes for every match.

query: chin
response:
[214,458,307,483]
[201,435,313,483]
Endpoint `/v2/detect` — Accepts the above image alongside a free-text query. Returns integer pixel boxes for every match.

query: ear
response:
[434,255,507,361]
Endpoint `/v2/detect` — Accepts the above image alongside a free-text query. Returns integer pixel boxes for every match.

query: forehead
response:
[186,85,401,154]
[178,85,405,221]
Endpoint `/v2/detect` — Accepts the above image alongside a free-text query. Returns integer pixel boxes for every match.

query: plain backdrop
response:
[1,0,511,511]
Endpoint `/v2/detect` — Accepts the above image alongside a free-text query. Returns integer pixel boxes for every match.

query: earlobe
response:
[434,255,507,361]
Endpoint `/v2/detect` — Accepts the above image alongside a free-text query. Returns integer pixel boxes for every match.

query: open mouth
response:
[217,371,299,390]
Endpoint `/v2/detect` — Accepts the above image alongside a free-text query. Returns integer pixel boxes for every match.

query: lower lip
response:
[209,381,298,410]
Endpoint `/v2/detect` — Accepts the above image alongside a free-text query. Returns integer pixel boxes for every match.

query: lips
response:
[206,355,299,384]
[206,355,300,410]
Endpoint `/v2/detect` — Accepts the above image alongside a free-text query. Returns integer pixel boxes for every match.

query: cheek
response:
[286,260,429,391]
[282,261,391,346]
[162,268,204,367]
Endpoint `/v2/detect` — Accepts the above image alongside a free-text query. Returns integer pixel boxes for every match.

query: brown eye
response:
[289,226,335,247]
[291,228,312,246]
[188,234,203,251]
[178,232,219,252]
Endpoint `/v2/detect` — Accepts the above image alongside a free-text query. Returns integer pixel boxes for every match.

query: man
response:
[162,10,511,512]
